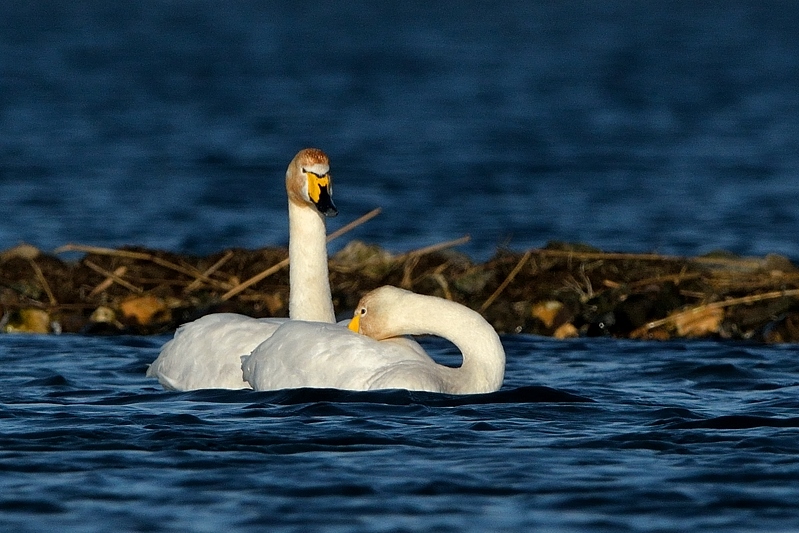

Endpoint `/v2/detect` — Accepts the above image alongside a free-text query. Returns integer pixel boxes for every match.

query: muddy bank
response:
[2,239,799,343]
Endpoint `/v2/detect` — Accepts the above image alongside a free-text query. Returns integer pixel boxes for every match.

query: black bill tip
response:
[315,186,338,217]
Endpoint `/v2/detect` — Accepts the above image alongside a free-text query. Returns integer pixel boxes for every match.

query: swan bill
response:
[307,172,338,217]
[348,312,361,333]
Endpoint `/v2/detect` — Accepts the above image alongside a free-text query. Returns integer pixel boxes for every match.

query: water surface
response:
[1,334,798,532]
[1,1,798,260]
[2,2,799,531]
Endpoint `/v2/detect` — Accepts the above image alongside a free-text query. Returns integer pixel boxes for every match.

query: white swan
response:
[146,148,338,390]
[242,286,505,394]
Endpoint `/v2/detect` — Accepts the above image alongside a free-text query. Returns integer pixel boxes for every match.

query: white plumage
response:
[242,286,505,394]
[146,148,338,390]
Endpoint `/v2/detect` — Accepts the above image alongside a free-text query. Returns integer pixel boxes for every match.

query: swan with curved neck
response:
[242,286,505,394]
[146,148,337,390]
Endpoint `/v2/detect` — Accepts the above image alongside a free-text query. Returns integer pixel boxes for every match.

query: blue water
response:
[2,1,799,260]
[1,334,798,532]
[2,1,799,531]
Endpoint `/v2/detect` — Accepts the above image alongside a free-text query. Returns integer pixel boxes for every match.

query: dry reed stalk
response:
[400,255,419,289]
[432,270,453,300]
[395,235,471,260]
[705,270,799,293]
[397,235,472,289]
[603,271,703,290]
[326,207,382,241]
[220,207,382,301]
[88,266,128,297]
[84,260,144,294]
[28,259,57,306]
[55,244,229,291]
[634,288,799,334]
[532,248,767,269]
[183,250,235,293]
[220,259,288,301]
[480,250,532,313]
[47,303,99,310]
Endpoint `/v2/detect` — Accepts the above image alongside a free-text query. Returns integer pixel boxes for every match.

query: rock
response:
[763,313,799,343]
[90,306,124,327]
[2,308,51,334]
[672,306,724,337]
[0,243,41,262]
[531,301,564,329]
[80,306,125,335]
[119,295,170,326]
[553,322,578,339]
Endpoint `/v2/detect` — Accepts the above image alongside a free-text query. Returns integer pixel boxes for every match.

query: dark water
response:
[2,1,799,260]
[1,334,798,532]
[2,2,799,531]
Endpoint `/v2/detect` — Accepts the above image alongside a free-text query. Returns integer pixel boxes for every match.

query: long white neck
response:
[287,200,335,323]
[399,295,505,394]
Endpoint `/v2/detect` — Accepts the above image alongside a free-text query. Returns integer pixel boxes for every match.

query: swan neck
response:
[288,199,335,323]
[404,296,505,393]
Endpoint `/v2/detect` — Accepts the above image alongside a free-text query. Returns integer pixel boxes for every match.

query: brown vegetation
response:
[2,236,799,343]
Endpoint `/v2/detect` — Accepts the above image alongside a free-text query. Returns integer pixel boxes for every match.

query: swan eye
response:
[348,308,365,333]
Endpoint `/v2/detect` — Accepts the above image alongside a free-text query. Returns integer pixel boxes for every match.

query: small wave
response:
[0,499,65,515]
[237,385,593,408]
[23,374,70,387]
[683,362,755,380]
[670,414,799,430]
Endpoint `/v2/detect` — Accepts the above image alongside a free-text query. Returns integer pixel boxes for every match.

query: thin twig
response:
[28,259,57,306]
[326,207,382,242]
[603,271,703,290]
[636,288,799,332]
[396,235,471,260]
[54,244,146,258]
[88,266,128,297]
[55,244,230,291]
[220,259,288,301]
[400,256,419,289]
[184,250,235,293]
[397,236,471,289]
[629,272,703,289]
[84,260,143,294]
[220,208,383,301]
[531,248,767,269]
[480,250,532,313]
[432,269,453,300]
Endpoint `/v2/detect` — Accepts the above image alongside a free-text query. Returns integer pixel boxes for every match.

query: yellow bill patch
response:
[348,312,361,333]
[307,173,331,203]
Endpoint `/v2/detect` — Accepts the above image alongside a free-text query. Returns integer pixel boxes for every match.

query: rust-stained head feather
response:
[294,148,329,167]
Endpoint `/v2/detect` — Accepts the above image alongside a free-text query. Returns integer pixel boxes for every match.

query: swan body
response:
[149,314,285,390]
[146,148,338,390]
[242,286,505,394]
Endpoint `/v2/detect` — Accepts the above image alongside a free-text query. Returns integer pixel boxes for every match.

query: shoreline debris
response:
[2,234,799,342]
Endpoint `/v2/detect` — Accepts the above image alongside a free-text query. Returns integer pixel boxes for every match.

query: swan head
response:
[286,148,338,217]
[348,285,418,339]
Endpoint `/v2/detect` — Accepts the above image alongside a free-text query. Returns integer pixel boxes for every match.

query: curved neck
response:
[287,199,335,323]
[401,296,505,393]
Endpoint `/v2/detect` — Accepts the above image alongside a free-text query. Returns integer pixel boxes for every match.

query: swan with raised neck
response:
[146,148,338,390]
[286,147,337,323]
